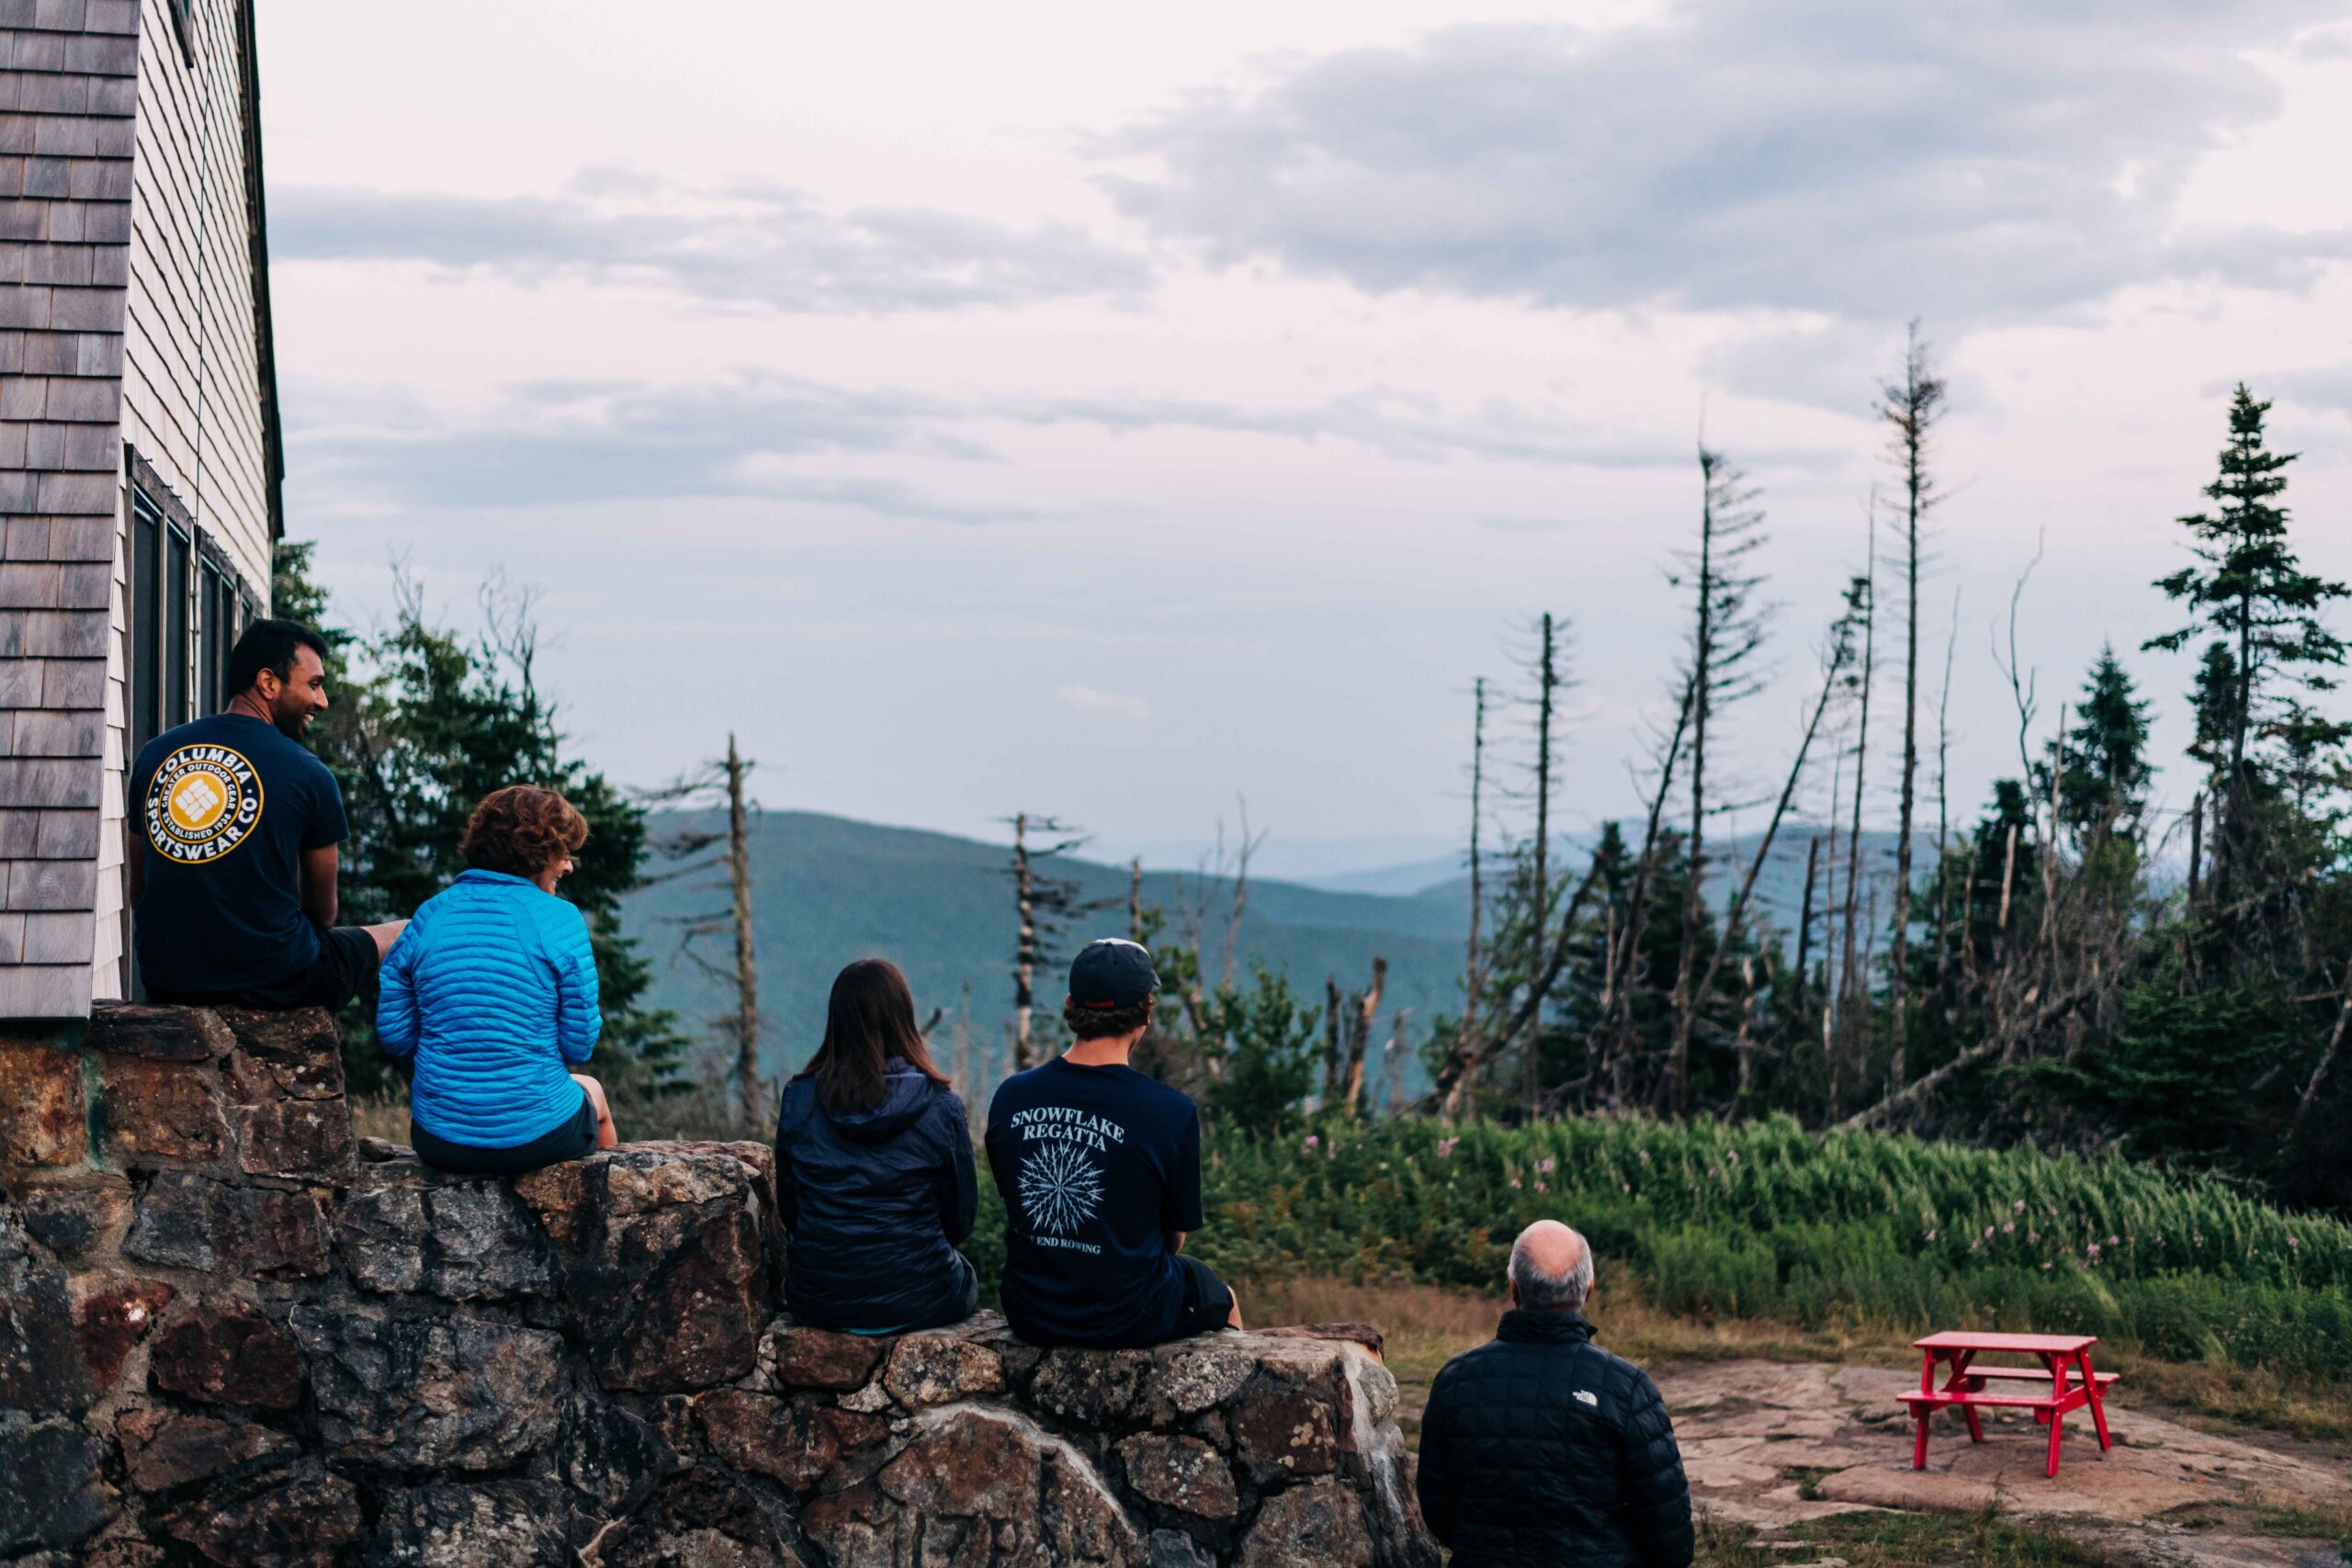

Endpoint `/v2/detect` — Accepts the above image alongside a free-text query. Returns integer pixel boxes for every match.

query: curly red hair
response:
[459,785,589,879]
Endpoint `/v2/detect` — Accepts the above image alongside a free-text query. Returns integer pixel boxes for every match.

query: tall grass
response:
[978,1115,2352,1378]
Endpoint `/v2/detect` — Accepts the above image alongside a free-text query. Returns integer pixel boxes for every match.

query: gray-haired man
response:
[1416,1220,1693,1568]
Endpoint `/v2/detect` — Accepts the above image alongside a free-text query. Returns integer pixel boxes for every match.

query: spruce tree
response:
[2145,386,2348,895]
[2055,645,2153,844]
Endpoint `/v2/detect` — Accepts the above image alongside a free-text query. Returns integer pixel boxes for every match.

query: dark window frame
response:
[126,446,254,748]
[168,0,197,67]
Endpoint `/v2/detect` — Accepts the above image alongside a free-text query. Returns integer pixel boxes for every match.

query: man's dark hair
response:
[1064,990,1156,1042]
[227,620,329,697]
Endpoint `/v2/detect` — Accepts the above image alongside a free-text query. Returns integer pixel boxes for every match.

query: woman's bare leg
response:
[1227,1290,1245,1332]
[571,1074,618,1149]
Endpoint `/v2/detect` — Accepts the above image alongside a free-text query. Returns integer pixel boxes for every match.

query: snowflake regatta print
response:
[1020,1141,1105,1235]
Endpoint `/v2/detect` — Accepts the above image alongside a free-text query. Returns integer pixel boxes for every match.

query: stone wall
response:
[0,1005,1438,1568]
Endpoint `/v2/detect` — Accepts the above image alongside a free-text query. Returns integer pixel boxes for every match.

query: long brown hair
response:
[797,958,950,1114]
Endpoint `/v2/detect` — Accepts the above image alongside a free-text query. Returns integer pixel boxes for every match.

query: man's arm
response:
[1161,1106,1205,1257]
[300,844,339,928]
[1620,1368,1695,1568]
[1414,1369,1459,1546]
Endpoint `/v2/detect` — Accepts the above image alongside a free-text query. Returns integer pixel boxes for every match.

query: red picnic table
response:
[1899,1331,2117,1477]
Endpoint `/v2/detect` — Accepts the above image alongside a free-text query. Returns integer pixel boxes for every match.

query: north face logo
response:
[1574,1390,1599,1406]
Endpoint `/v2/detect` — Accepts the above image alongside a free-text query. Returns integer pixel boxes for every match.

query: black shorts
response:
[1168,1254,1237,1339]
[150,925,382,1013]
[411,1086,598,1177]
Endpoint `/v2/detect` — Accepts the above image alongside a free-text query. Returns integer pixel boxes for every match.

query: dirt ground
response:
[1248,1279,2352,1567]
[1666,1359,2351,1566]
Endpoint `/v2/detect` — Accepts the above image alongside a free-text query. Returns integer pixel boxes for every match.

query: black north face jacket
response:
[1416,1310,1694,1568]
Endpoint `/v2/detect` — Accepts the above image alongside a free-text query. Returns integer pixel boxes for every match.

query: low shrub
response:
[967,1113,2352,1377]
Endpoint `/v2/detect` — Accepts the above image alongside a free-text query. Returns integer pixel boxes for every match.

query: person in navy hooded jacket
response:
[376,785,618,1175]
[774,959,979,1333]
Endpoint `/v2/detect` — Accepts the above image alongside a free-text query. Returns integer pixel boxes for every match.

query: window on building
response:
[164,521,190,729]
[130,470,256,755]
[198,549,238,715]
[130,491,161,758]
[168,0,196,66]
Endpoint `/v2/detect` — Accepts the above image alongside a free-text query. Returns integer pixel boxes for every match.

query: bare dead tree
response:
[1453,678,1489,1121]
[1793,832,1821,1015]
[1321,976,1344,1106]
[1881,321,1949,1090]
[1838,517,1877,1069]
[1221,797,1262,992]
[1934,588,1962,993]
[1668,446,1770,1115]
[639,737,763,1128]
[1595,673,1698,1102]
[1128,858,1143,942]
[1339,957,1388,1115]
[1674,588,1863,1107]
[720,737,760,1123]
[1524,615,1566,1118]
[1006,812,1090,1070]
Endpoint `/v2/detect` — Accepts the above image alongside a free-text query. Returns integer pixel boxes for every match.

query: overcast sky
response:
[257,0,2352,875]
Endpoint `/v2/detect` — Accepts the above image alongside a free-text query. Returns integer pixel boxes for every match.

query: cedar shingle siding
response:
[0,0,278,1019]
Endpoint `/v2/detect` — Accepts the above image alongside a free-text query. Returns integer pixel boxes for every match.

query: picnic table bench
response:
[1898,1330,2117,1477]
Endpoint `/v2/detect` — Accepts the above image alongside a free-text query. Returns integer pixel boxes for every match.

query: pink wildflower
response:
[2002,1223,2014,1234]
[1304,1135,1319,1150]
[1510,1179,1522,1190]
[2086,1242,2102,1258]
[2014,1200,2027,1213]
[1538,1158,1556,1174]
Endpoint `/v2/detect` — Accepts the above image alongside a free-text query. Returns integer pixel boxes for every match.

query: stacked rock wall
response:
[0,1005,1437,1568]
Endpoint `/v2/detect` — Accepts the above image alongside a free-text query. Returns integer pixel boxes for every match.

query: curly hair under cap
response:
[1063,990,1157,1041]
[459,785,589,879]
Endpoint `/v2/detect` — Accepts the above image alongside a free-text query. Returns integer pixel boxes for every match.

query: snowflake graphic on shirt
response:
[1019,1141,1104,1236]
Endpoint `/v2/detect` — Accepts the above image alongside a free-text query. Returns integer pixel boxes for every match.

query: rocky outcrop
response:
[0,1005,1436,1567]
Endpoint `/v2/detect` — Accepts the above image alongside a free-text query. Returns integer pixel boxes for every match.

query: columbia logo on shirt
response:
[144,743,265,863]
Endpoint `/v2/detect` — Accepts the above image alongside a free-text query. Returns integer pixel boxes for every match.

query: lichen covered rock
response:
[2,1006,1438,1568]
[288,1303,565,1469]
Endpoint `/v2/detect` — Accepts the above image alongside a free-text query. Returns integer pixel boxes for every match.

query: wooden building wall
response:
[0,0,276,1018]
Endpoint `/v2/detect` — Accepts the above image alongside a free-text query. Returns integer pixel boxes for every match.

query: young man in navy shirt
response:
[130,620,405,1011]
[985,939,1243,1348]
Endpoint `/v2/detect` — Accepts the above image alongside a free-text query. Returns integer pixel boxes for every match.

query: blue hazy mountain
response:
[620,811,1931,1089]
[621,811,1465,1089]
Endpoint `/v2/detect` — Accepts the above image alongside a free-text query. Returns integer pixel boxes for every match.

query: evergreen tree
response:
[274,545,691,1100]
[2145,386,2349,897]
[2055,645,2153,845]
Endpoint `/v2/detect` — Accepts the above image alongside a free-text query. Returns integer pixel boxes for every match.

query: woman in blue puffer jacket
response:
[377,785,618,1175]
[775,959,978,1333]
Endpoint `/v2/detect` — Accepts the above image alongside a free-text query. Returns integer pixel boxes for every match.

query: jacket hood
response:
[823,1061,937,1144]
[1497,1308,1597,1345]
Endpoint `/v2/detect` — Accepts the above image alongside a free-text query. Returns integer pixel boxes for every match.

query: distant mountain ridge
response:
[619,811,1931,1094]
[621,811,1464,1093]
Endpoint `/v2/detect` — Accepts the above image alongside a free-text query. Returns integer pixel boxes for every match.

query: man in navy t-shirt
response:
[985,939,1243,1348]
[130,620,405,1011]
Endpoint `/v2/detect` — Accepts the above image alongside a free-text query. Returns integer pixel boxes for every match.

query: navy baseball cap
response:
[1069,939,1159,1010]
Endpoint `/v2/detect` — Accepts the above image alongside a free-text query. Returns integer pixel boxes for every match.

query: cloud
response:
[1102,2,2352,329]
[289,367,1822,521]
[286,372,1038,524]
[272,171,1153,315]
[2270,367,2352,417]
[1013,388,1714,468]
[1056,684,1152,722]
